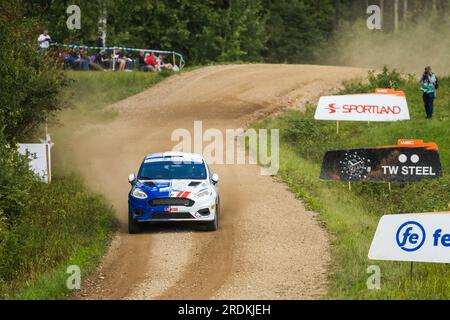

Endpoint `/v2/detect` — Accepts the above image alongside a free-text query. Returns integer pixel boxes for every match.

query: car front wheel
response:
[128,214,142,234]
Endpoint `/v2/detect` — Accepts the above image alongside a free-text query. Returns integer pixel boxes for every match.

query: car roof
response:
[144,151,205,164]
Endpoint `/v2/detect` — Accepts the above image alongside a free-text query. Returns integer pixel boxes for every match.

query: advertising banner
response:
[368,213,450,264]
[315,88,410,122]
[320,140,442,182]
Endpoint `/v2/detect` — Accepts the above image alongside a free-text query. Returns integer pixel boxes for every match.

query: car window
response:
[139,161,207,180]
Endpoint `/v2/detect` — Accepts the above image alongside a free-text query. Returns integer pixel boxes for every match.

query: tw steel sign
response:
[315,89,410,122]
[320,140,443,183]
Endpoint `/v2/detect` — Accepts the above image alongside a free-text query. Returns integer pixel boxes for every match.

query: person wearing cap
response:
[420,66,439,119]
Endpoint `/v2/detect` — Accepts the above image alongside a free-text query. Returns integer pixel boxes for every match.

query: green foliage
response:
[0,1,67,143]
[263,0,335,63]
[0,134,35,238]
[254,69,450,298]
[339,66,403,94]
[19,0,450,66]
[0,2,118,299]
[0,174,115,298]
[21,0,341,64]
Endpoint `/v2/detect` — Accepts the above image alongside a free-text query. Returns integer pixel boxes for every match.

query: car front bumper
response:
[128,194,217,222]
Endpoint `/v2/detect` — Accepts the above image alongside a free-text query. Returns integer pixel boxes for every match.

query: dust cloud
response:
[317,13,450,76]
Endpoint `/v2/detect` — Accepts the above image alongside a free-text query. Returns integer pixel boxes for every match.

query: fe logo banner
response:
[320,140,442,183]
[368,213,450,264]
[315,88,410,122]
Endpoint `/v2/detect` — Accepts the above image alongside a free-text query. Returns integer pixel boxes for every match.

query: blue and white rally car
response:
[127,152,220,233]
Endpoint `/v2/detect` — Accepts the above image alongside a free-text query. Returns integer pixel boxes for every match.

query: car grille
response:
[150,212,194,219]
[148,197,195,207]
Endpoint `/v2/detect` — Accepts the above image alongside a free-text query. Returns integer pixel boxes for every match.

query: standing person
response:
[38,29,52,50]
[420,66,439,119]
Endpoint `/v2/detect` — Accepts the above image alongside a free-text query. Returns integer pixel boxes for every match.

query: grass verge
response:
[1,70,175,299]
[0,175,115,299]
[254,70,450,299]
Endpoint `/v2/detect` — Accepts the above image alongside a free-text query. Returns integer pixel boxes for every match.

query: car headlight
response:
[196,188,210,198]
[132,187,148,199]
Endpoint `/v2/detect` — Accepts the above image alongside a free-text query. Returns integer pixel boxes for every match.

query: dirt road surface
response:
[67,64,365,299]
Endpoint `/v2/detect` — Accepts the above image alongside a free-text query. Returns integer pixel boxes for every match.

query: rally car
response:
[127,152,220,233]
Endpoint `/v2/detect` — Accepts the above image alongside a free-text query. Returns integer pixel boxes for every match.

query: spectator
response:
[125,52,134,70]
[145,52,161,72]
[137,51,153,72]
[74,48,90,71]
[38,29,52,50]
[138,51,146,69]
[420,66,439,119]
[96,50,111,69]
[63,49,77,68]
[157,54,174,70]
[114,49,128,71]
[89,53,104,71]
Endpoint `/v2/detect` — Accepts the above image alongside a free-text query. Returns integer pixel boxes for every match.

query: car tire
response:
[128,214,141,234]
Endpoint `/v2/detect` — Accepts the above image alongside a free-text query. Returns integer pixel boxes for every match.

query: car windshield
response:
[138,161,207,180]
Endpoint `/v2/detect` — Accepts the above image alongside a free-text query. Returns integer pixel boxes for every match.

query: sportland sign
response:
[315,88,410,122]
[369,213,450,264]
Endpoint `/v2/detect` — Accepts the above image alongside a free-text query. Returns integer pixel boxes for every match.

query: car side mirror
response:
[128,173,136,184]
[211,173,219,184]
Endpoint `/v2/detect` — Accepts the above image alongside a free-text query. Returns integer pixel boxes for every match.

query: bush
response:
[339,66,403,95]
[0,133,35,232]
[0,1,67,143]
[0,174,115,297]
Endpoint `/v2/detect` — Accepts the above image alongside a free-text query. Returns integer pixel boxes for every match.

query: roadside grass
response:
[253,73,450,299]
[0,70,176,299]
[0,175,115,299]
[59,70,173,125]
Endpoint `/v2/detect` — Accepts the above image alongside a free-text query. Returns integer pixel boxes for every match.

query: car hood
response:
[135,179,209,199]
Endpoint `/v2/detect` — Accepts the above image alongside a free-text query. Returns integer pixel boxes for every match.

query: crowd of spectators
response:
[38,30,180,72]
[62,47,179,72]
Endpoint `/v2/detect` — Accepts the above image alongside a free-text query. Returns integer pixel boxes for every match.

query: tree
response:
[263,0,335,63]
[0,1,67,143]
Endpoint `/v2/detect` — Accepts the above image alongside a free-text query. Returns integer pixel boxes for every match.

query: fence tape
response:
[52,43,185,68]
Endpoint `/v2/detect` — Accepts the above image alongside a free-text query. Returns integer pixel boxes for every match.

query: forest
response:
[23,0,450,65]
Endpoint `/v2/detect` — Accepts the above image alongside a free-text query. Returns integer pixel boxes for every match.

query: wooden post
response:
[410,261,414,281]
[172,52,176,67]
[348,181,352,191]
[388,182,392,192]
[336,120,340,135]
